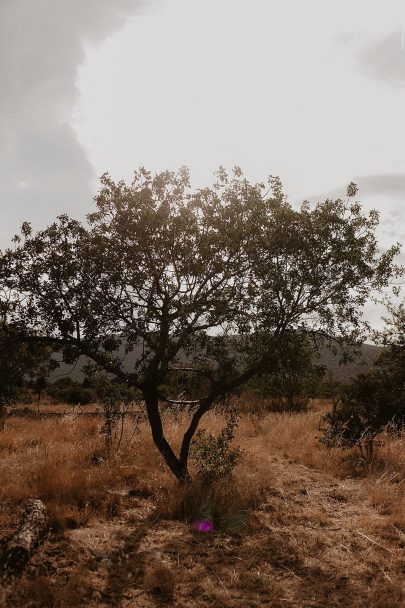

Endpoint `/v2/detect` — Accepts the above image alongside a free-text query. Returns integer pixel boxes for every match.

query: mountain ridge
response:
[49,342,383,385]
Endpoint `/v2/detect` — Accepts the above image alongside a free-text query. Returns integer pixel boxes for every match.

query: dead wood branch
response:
[165,398,202,406]
[3,499,48,573]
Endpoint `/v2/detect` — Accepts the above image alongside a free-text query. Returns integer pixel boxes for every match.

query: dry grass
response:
[362,433,405,528]
[0,413,160,533]
[232,400,405,529]
[143,560,176,602]
[1,399,405,607]
[2,399,405,531]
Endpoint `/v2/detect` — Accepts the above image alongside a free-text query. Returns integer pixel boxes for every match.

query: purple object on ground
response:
[192,518,214,532]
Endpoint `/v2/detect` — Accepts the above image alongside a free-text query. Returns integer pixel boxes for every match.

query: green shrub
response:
[321,346,405,461]
[190,410,242,479]
[47,378,94,405]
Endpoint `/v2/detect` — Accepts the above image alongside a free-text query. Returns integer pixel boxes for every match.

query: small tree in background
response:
[3,169,400,480]
[246,333,325,411]
[0,323,51,428]
[94,378,141,456]
[34,374,47,409]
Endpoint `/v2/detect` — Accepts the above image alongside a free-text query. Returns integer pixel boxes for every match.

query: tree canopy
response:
[0,322,51,428]
[1,167,400,479]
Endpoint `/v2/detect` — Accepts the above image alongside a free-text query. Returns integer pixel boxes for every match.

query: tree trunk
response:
[179,397,214,471]
[143,387,190,483]
[3,499,48,572]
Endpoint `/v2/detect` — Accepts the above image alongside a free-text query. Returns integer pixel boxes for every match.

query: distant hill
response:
[50,342,383,385]
[50,340,145,383]
[318,343,382,383]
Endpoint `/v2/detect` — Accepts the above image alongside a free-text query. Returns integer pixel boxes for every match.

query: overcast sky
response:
[1,0,404,324]
[0,0,153,244]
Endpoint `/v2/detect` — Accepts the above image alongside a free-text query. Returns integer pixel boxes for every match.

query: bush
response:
[190,410,242,479]
[92,377,142,456]
[0,323,51,427]
[156,476,249,534]
[322,345,405,461]
[47,378,95,405]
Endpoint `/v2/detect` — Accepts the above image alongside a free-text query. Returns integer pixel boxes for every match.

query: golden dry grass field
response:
[1,399,405,607]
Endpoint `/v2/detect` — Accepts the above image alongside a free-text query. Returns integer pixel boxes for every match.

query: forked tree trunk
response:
[143,388,191,483]
[3,499,48,572]
[143,387,216,483]
[179,397,213,470]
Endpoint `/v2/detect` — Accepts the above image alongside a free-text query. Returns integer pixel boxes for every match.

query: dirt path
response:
[250,456,405,607]
[3,456,405,608]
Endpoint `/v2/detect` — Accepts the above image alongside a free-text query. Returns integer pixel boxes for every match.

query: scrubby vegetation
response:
[0,322,51,427]
[46,377,95,406]
[1,399,405,606]
[322,304,405,462]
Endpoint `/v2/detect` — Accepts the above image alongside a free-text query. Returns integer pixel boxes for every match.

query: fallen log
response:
[3,499,48,573]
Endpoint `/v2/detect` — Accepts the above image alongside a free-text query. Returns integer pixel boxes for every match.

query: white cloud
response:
[0,0,155,245]
[73,0,405,202]
[359,30,405,86]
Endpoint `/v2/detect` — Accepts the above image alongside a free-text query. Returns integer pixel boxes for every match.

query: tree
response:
[246,333,325,411]
[1,254,53,425]
[3,168,399,480]
[0,323,51,428]
[322,344,405,460]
